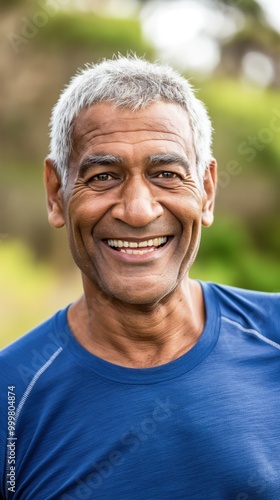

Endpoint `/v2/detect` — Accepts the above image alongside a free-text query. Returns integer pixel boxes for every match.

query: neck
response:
[68,277,205,368]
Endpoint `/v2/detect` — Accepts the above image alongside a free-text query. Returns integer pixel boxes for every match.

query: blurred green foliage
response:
[0,240,82,349]
[36,12,149,54]
[33,12,152,60]
[0,0,22,8]
[198,78,280,177]
[191,216,280,292]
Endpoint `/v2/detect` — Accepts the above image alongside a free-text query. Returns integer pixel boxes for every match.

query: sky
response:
[140,0,280,77]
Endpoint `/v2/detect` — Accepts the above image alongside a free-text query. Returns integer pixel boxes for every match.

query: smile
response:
[105,237,168,255]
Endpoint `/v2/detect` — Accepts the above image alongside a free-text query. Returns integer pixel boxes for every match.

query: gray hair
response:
[49,55,213,187]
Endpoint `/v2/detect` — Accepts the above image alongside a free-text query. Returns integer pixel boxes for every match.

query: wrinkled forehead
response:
[71,100,195,156]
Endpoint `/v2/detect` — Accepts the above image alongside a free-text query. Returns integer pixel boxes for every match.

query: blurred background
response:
[0,0,279,347]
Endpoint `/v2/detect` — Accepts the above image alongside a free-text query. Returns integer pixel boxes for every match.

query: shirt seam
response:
[221,316,280,351]
[15,347,63,422]
[62,282,221,385]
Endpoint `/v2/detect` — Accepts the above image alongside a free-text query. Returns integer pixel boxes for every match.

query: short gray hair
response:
[49,55,213,187]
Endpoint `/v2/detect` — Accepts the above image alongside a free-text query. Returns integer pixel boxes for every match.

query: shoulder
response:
[0,306,70,359]
[0,307,70,390]
[201,281,280,343]
[0,307,71,485]
[208,282,279,321]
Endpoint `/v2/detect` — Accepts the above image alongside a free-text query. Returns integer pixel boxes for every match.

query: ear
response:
[201,159,217,227]
[44,158,66,228]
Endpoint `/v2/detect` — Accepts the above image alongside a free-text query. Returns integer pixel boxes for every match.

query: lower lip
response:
[102,238,173,262]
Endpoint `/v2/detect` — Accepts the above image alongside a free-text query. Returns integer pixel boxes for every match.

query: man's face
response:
[46,101,216,305]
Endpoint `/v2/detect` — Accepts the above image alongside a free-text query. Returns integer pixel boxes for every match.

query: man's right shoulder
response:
[0,306,70,388]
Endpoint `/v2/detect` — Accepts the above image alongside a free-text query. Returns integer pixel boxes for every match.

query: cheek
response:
[65,190,107,231]
[167,192,203,226]
[172,195,203,259]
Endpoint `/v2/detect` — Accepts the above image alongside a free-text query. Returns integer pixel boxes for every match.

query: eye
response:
[150,169,184,189]
[88,173,114,182]
[85,171,121,191]
[157,171,180,179]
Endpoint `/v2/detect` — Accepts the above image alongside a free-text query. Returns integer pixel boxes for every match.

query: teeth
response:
[107,236,168,250]
[120,248,155,255]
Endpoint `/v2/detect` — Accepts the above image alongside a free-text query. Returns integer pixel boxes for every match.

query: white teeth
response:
[120,248,155,255]
[139,241,147,248]
[107,236,168,250]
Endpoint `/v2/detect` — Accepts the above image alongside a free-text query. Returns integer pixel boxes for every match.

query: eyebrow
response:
[79,154,122,176]
[147,154,192,173]
[78,152,192,176]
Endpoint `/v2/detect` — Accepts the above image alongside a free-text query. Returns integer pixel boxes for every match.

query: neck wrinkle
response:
[68,278,205,368]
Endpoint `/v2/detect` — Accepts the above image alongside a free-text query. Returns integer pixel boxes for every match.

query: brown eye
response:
[158,171,179,178]
[86,171,121,192]
[150,169,184,189]
[89,173,113,182]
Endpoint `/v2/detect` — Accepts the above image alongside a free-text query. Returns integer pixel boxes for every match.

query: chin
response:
[101,279,179,308]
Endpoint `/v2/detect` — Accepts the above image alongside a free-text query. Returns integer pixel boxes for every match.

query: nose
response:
[111,176,163,227]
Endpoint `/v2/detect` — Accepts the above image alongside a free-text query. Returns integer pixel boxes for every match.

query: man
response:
[0,55,279,500]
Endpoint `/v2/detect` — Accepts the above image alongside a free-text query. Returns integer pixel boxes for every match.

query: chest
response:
[12,374,280,499]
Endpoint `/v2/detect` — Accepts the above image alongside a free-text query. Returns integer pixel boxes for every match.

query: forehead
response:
[71,100,195,159]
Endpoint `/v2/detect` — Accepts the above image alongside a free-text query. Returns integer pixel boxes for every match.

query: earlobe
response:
[201,159,217,227]
[44,158,66,228]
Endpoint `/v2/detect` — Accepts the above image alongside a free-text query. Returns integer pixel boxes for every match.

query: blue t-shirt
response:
[1,282,280,500]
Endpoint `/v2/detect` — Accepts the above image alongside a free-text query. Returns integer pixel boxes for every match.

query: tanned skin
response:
[45,101,217,368]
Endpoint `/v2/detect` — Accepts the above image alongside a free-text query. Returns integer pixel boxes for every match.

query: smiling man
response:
[1,56,280,499]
